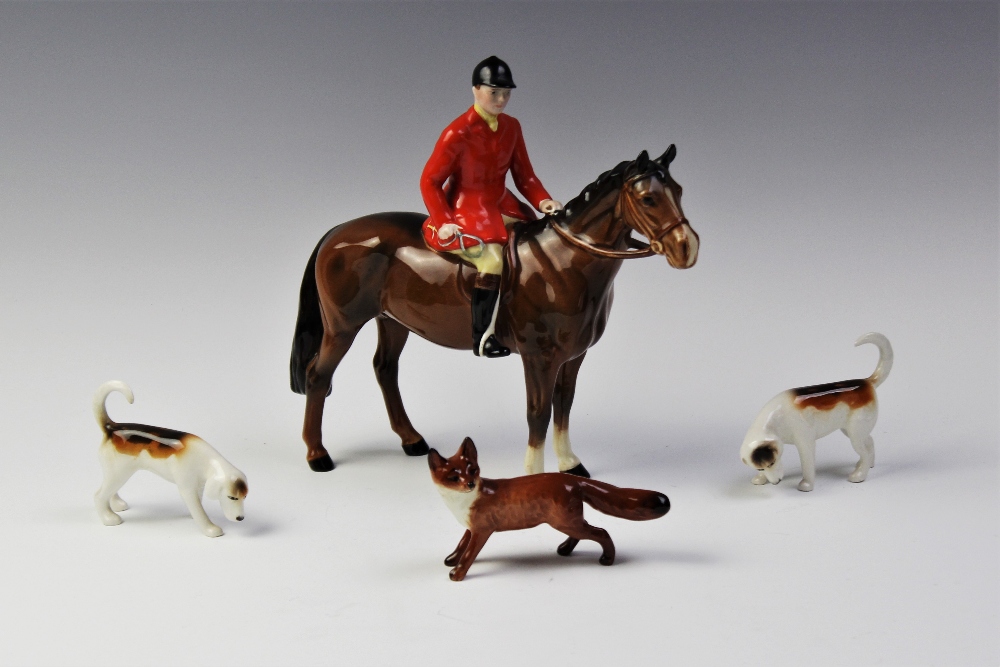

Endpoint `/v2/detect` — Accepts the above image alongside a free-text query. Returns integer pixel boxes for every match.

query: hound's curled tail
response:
[855,332,893,388]
[578,479,670,521]
[93,381,134,433]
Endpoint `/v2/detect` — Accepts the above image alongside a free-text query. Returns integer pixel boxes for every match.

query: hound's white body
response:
[740,333,893,492]
[93,381,248,537]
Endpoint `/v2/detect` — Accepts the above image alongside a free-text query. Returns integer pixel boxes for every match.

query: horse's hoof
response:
[403,439,430,456]
[308,454,335,472]
[599,554,615,566]
[562,463,591,478]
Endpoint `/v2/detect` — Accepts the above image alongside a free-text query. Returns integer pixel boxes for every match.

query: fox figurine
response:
[428,438,670,581]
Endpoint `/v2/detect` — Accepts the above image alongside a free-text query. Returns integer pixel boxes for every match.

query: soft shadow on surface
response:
[331,441,427,466]
[723,453,946,497]
[226,518,279,538]
[462,546,717,580]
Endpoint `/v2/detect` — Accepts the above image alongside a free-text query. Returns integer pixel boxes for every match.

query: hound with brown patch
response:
[740,333,893,492]
[93,381,248,537]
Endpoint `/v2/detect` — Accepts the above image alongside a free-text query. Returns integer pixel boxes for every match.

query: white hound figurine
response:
[93,381,248,536]
[740,333,893,492]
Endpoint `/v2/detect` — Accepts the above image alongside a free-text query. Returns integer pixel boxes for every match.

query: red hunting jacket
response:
[421,106,551,251]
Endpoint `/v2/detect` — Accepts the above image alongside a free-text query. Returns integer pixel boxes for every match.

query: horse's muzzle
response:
[659,222,699,269]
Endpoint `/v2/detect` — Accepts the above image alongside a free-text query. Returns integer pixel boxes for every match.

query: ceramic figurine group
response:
[93,57,891,581]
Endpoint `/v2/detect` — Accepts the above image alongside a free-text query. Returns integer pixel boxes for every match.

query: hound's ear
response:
[427,449,445,470]
[204,474,223,498]
[763,408,781,435]
[656,144,676,166]
[458,436,478,464]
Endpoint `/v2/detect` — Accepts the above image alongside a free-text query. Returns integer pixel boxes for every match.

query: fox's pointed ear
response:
[458,437,478,463]
[427,448,444,470]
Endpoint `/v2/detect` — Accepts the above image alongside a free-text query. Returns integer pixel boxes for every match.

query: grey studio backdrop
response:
[0,3,996,666]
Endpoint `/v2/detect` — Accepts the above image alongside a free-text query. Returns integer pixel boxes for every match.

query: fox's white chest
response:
[436,483,480,529]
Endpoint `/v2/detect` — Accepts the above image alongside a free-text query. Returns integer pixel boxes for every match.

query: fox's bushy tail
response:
[93,381,134,433]
[579,479,670,521]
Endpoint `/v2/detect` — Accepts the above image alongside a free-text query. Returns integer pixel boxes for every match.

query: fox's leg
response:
[450,530,492,582]
[445,530,472,566]
[552,353,589,477]
[556,537,580,556]
[552,519,616,565]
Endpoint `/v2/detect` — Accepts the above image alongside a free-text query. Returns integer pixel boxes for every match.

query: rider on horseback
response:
[421,56,562,358]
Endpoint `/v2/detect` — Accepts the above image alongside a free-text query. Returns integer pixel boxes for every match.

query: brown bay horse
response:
[290,146,699,476]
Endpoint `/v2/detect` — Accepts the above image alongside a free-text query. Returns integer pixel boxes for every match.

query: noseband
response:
[550,172,688,260]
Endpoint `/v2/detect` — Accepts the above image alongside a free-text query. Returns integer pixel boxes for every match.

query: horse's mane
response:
[553,152,667,221]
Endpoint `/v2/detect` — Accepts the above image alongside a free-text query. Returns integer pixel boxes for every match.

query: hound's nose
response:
[237,516,244,521]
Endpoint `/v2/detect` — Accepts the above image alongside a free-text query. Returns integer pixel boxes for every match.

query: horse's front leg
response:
[521,353,562,474]
[552,353,590,477]
[303,328,360,471]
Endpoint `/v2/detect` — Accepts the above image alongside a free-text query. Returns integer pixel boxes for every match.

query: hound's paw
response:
[110,496,129,512]
[202,524,224,538]
[848,465,869,483]
[751,472,768,485]
[101,513,123,526]
[797,480,814,492]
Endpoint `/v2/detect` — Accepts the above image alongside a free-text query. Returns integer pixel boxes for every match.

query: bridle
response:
[549,171,689,260]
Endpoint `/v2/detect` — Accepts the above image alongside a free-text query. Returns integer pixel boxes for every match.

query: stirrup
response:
[476,334,510,358]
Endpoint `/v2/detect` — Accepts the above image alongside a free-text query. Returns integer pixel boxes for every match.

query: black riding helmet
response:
[472,56,516,89]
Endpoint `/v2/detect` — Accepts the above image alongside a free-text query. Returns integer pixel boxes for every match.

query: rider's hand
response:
[437,223,460,240]
[539,199,563,215]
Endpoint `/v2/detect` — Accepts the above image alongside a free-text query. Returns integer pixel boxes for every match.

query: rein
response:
[548,173,686,260]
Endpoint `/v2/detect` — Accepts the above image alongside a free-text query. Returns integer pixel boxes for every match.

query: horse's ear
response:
[656,144,677,166]
[636,150,650,169]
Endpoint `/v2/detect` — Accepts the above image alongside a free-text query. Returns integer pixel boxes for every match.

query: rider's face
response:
[473,85,511,116]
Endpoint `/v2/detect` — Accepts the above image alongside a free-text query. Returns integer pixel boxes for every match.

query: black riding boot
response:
[472,274,509,358]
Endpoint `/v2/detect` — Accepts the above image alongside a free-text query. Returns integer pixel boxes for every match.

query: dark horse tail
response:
[290,238,325,395]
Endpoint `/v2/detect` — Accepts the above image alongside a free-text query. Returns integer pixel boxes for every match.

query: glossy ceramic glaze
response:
[93,381,248,537]
[290,147,699,473]
[740,332,893,492]
[429,438,670,581]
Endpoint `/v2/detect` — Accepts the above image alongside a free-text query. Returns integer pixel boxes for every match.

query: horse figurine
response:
[290,145,699,476]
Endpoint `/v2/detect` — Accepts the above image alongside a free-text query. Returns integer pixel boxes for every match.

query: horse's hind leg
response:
[552,353,590,477]
[303,327,362,471]
[373,316,428,456]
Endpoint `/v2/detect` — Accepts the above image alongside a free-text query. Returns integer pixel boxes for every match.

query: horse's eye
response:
[641,196,656,206]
